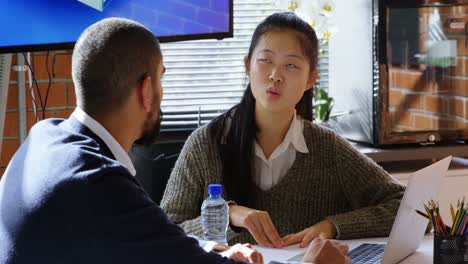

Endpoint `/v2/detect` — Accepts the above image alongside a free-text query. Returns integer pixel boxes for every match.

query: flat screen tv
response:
[0,0,233,53]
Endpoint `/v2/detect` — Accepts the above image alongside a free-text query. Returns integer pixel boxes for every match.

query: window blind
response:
[159,0,329,132]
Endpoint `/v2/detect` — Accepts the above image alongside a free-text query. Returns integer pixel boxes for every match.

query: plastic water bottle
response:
[201,184,230,245]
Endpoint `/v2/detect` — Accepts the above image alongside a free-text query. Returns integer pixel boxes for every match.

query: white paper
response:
[253,244,306,263]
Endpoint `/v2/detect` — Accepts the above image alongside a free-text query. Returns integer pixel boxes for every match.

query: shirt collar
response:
[254,111,309,161]
[290,112,309,154]
[71,107,137,176]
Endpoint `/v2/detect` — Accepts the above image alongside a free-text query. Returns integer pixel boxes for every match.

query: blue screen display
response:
[0,0,231,51]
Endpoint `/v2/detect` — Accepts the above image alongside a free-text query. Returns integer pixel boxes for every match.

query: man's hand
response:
[220,243,264,264]
[283,220,337,248]
[302,236,350,264]
[229,205,284,248]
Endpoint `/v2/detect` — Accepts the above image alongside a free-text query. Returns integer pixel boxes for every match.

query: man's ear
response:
[306,69,319,90]
[244,56,250,77]
[139,75,153,113]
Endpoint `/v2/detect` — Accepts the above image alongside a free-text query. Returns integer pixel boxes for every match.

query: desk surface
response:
[255,236,433,264]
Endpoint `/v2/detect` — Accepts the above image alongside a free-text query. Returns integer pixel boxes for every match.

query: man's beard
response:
[134,107,163,146]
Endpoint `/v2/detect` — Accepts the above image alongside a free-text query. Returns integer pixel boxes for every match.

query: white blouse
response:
[253,112,309,191]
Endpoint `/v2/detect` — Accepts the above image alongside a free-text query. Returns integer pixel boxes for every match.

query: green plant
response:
[314,87,334,123]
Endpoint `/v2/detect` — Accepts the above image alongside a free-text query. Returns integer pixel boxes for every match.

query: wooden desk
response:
[255,236,433,263]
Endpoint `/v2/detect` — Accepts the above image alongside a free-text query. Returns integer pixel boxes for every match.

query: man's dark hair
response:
[72,17,161,115]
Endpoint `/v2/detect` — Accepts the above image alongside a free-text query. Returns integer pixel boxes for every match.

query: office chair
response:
[129,142,184,205]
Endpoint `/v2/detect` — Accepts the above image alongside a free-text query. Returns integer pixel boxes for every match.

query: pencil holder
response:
[434,234,468,264]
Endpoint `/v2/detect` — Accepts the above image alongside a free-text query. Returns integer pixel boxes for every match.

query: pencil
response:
[415,209,430,220]
[439,215,449,235]
[435,203,449,235]
[451,204,462,236]
[416,209,449,234]
[424,205,436,230]
[450,203,455,221]
[454,208,466,235]
[431,202,443,234]
[458,212,468,236]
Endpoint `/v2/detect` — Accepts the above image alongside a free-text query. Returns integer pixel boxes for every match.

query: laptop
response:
[289,156,452,264]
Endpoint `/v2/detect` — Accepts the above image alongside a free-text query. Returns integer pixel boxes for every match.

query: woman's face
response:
[246,30,318,115]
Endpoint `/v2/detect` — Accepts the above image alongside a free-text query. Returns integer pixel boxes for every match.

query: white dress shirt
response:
[254,112,309,191]
[71,107,136,176]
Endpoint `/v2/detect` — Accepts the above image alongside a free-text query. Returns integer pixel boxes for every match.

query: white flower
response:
[276,0,338,40]
[317,0,336,14]
[276,0,300,11]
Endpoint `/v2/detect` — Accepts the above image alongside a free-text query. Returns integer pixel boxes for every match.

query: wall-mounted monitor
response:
[0,0,233,53]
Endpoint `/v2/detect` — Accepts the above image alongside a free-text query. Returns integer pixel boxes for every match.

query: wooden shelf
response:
[353,142,468,163]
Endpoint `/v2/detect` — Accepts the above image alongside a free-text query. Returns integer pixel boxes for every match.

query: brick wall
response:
[389,6,467,132]
[1,51,75,175]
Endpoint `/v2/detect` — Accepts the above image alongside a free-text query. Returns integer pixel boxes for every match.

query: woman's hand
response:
[229,205,284,248]
[282,220,337,248]
[302,236,350,264]
[220,243,264,264]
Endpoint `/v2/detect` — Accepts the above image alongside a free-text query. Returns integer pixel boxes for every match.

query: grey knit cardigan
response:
[160,120,405,244]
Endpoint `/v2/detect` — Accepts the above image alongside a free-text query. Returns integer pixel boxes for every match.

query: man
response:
[0,18,349,264]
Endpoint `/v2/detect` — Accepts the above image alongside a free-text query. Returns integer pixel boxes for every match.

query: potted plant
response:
[277,0,338,123]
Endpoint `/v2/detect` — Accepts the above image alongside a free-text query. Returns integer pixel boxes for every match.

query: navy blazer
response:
[0,117,244,264]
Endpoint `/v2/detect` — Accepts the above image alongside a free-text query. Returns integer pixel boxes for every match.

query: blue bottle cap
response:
[208,184,222,195]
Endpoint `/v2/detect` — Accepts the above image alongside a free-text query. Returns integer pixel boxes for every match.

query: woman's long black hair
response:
[209,12,319,205]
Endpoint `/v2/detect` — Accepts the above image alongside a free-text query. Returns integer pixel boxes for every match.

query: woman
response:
[160,12,404,248]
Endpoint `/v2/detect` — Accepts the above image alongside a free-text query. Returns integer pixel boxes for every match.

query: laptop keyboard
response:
[349,243,385,264]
